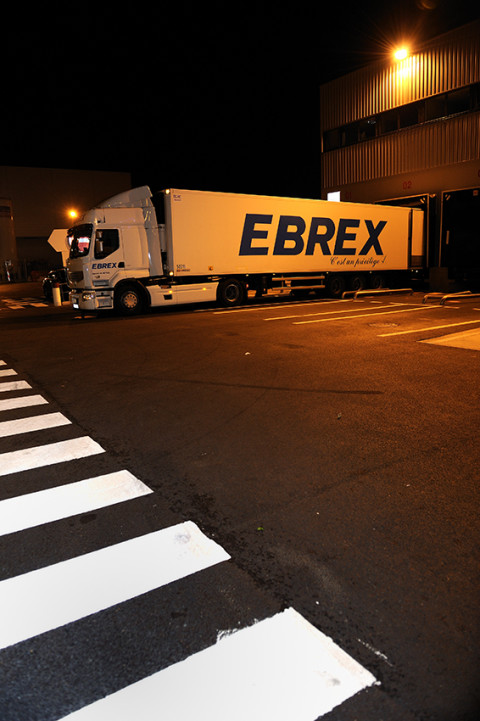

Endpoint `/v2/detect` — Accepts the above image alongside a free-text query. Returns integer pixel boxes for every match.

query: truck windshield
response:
[68,224,93,258]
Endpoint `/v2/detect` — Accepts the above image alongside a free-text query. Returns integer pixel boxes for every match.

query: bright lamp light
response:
[394,47,409,61]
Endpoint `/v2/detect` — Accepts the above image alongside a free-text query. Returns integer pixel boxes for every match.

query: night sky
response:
[3,0,479,199]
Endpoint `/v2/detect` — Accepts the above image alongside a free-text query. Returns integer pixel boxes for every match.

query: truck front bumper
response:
[70,290,114,311]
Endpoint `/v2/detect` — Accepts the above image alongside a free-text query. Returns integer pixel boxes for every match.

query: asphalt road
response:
[1,282,479,720]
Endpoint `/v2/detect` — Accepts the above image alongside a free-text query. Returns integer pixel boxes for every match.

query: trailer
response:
[66,186,425,314]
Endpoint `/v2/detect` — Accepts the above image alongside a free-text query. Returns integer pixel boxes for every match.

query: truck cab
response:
[67,188,162,313]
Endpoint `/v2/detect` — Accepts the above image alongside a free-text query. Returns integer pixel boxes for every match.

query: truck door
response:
[91,228,125,286]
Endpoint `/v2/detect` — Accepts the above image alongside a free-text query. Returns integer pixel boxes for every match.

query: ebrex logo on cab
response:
[92,262,117,269]
[239,214,386,256]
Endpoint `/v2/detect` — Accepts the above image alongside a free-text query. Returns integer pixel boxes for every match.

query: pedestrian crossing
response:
[0,359,377,720]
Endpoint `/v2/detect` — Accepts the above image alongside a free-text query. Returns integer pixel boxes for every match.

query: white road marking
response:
[0,360,5,365]
[0,470,152,536]
[0,394,48,412]
[294,305,440,325]
[419,327,480,350]
[265,302,397,322]
[212,299,350,315]
[0,411,71,437]
[0,521,230,650]
[0,368,17,377]
[0,380,32,393]
[0,436,104,477]
[60,607,376,721]
[379,318,480,337]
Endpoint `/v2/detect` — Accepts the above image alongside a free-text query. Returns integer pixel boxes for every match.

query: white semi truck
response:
[66,186,425,314]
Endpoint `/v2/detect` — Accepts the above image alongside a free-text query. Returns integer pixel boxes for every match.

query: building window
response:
[398,102,420,128]
[322,81,480,152]
[381,109,398,133]
[341,124,358,147]
[425,94,446,121]
[358,117,377,141]
[446,87,471,116]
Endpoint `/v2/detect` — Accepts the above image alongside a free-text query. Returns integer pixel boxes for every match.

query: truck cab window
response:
[94,229,120,259]
[68,223,93,258]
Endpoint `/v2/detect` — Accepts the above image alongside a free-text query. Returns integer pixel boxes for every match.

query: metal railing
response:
[423,291,480,305]
[342,288,413,299]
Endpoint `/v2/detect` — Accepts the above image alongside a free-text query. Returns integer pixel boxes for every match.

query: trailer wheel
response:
[114,284,145,315]
[370,273,384,290]
[327,274,346,298]
[350,273,366,292]
[217,278,246,307]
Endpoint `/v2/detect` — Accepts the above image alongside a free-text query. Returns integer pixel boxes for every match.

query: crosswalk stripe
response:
[0,521,230,650]
[0,470,152,536]
[59,607,376,721]
[0,411,71,437]
[0,436,104,476]
[0,394,48,412]
[0,380,31,393]
[0,369,17,377]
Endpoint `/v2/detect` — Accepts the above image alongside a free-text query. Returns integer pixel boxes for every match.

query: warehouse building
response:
[319,19,480,290]
[0,166,131,282]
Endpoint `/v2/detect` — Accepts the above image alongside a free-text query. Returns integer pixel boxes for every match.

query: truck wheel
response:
[370,273,384,290]
[327,274,346,298]
[350,273,366,292]
[115,284,144,315]
[217,278,246,307]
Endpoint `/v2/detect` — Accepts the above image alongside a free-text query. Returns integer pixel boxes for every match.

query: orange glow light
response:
[394,47,409,61]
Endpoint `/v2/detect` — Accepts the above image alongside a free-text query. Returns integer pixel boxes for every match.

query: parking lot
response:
[1,283,480,720]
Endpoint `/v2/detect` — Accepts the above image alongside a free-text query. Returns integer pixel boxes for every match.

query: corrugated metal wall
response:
[320,20,480,130]
[322,112,480,187]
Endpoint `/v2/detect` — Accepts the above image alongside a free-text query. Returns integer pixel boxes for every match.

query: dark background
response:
[2,0,479,198]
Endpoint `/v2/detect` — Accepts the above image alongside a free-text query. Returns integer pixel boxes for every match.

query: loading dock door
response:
[442,188,480,288]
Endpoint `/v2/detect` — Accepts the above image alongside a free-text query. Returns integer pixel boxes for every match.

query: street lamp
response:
[394,47,409,61]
